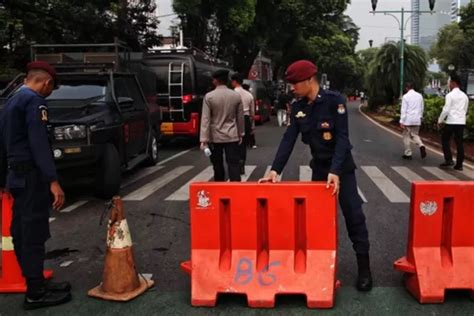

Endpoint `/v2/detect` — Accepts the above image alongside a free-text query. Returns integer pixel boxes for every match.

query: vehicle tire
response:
[144,131,159,166]
[95,144,121,199]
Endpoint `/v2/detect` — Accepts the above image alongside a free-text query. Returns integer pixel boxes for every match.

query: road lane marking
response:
[361,166,410,203]
[158,149,193,166]
[422,167,459,180]
[265,166,282,181]
[60,200,89,213]
[358,104,474,171]
[49,218,56,223]
[299,166,312,181]
[165,166,214,201]
[121,165,166,188]
[60,261,74,267]
[241,166,257,182]
[124,166,194,201]
[392,166,425,182]
[358,187,368,203]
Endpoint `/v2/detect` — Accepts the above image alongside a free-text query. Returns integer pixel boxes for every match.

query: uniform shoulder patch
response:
[39,105,48,122]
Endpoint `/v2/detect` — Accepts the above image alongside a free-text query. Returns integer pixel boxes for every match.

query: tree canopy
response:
[173,0,362,93]
[0,0,160,76]
[366,42,428,107]
[430,2,474,73]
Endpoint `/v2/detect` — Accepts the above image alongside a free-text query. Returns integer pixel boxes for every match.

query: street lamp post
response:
[370,1,435,99]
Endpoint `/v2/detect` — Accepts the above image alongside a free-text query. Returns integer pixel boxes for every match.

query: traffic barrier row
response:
[0,192,53,293]
[181,182,338,308]
[394,181,474,303]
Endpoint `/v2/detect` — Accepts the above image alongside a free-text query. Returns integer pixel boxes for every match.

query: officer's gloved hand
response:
[258,170,279,183]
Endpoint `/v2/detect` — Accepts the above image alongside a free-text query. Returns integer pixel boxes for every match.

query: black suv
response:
[0,42,162,198]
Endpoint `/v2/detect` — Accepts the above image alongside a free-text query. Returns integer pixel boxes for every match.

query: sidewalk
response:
[361,105,474,163]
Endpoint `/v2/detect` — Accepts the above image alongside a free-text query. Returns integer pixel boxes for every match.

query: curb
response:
[358,104,474,171]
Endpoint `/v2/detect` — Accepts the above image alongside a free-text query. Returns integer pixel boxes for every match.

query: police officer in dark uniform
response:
[259,60,373,291]
[0,61,71,309]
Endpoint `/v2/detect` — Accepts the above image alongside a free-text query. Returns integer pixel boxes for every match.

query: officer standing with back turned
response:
[0,61,71,310]
[259,60,373,291]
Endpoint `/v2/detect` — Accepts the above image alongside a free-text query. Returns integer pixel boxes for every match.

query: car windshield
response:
[46,78,111,106]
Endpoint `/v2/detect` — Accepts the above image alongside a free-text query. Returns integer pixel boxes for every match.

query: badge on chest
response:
[323,132,333,141]
[295,111,306,118]
[337,104,346,115]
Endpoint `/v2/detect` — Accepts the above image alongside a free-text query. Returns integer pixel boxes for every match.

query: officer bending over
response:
[0,61,71,310]
[259,60,373,291]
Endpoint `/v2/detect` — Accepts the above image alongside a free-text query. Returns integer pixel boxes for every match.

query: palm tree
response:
[366,42,428,107]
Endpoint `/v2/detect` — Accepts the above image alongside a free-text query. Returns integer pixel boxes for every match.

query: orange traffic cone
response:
[88,196,154,301]
[0,192,53,293]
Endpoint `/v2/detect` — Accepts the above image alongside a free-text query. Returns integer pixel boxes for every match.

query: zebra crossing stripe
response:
[299,166,312,181]
[165,166,214,201]
[121,165,166,188]
[422,167,459,180]
[124,166,194,201]
[392,166,425,182]
[361,166,410,203]
[241,166,257,182]
[60,200,89,213]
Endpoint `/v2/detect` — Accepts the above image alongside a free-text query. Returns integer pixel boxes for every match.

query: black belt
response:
[8,161,34,172]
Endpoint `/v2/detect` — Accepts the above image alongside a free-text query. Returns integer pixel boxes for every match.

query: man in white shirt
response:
[438,76,470,171]
[231,73,255,174]
[400,82,426,160]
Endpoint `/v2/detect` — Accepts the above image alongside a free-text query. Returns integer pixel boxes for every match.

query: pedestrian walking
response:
[259,60,373,291]
[231,73,255,174]
[200,69,245,181]
[276,90,290,127]
[242,83,258,149]
[0,61,71,310]
[438,76,470,171]
[399,82,427,160]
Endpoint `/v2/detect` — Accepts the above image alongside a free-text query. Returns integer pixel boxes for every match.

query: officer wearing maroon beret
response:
[0,61,71,309]
[259,60,373,291]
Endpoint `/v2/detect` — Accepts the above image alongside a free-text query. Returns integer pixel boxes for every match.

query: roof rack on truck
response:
[30,38,134,73]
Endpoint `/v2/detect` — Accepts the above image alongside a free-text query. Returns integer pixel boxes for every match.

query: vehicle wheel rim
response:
[152,137,158,160]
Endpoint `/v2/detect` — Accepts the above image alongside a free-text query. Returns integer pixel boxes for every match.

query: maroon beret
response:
[27,61,58,87]
[285,60,318,84]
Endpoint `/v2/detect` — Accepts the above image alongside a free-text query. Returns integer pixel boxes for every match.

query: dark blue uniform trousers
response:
[10,169,51,281]
[312,169,370,255]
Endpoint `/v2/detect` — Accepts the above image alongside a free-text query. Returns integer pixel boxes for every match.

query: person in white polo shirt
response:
[438,76,469,171]
[400,82,427,160]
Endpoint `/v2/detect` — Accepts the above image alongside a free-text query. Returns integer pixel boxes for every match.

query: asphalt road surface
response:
[0,101,473,315]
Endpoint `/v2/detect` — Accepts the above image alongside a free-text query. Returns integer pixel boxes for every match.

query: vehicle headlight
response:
[54,125,87,140]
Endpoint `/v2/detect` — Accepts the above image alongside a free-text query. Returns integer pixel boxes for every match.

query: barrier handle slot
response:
[256,198,269,272]
[294,198,307,274]
[219,198,232,271]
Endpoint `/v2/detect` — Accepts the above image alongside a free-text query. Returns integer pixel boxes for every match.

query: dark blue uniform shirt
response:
[271,89,356,176]
[0,87,57,187]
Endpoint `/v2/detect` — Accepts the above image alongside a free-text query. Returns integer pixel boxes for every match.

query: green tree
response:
[367,42,428,108]
[430,2,474,73]
[0,0,161,75]
[430,23,464,73]
[173,0,362,92]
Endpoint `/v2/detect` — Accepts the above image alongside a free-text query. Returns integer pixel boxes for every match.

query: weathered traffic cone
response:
[88,196,154,301]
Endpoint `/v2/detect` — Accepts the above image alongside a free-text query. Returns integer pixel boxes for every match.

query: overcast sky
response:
[156,0,414,51]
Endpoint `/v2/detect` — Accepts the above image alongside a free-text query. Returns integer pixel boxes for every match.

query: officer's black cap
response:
[212,69,230,82]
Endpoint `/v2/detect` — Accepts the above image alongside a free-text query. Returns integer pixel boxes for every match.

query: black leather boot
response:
[356,254,373,291]
[46,280,72,292]
[24,279,71,310]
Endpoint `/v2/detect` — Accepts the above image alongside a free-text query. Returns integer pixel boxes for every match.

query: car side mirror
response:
[118,97,134,110]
